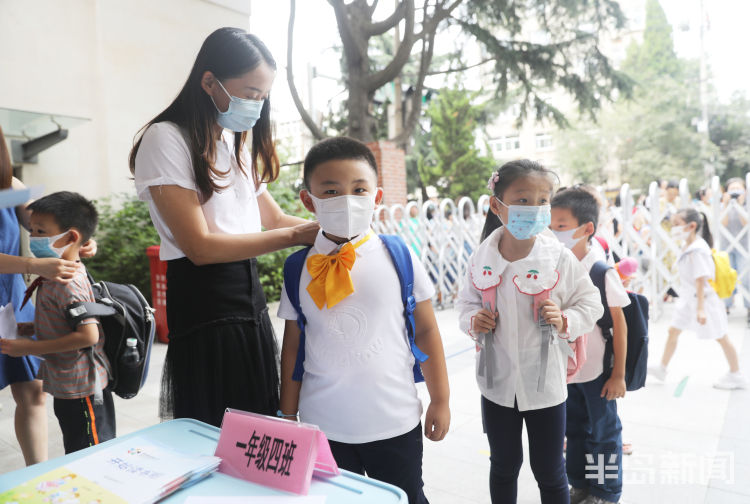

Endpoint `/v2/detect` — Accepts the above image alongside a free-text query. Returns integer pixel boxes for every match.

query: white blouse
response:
[133,122,266,261]
[457,228,603,411]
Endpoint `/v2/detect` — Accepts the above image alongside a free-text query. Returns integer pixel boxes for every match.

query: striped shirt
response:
[35,267,110,399]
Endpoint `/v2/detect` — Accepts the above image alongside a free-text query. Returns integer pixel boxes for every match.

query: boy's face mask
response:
[551,225,586,249]
[495,197,551,240]
[310,194,376,239]
[29,230,72,259]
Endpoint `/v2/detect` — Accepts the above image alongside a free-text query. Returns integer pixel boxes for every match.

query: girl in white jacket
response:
[457,160,603,504]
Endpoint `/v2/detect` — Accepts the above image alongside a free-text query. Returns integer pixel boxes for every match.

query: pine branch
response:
[366,1,406,36]
[365,0,416,92]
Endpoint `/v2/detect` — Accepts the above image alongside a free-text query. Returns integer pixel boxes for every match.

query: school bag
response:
[708,249,737,299]
[282,234,429,383]
[589,261,649,391]
[65,274,156,399]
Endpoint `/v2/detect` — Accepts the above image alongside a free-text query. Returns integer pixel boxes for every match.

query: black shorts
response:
[53,389,116,454]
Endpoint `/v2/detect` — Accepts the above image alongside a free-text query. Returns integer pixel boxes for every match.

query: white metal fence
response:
[372,174,750,319]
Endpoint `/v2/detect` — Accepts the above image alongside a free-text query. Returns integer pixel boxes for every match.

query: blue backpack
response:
[589,261,649,391]
[282,234,429,383]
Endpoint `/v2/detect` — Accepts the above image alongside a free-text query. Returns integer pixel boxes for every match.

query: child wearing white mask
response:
[550,186,630,504]
[278,137,450,504]
[649,208,747,390]
[457,161,603,504]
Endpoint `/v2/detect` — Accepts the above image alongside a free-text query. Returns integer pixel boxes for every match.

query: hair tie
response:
[487,172,500,191]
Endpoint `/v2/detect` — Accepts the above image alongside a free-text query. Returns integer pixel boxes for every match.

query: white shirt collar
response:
[312,229,374,256]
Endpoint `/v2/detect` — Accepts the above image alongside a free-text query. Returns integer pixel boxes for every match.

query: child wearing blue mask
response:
[0,191,114,454]
[457,160,603,504]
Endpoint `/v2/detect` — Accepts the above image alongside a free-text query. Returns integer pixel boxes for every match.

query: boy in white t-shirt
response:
[550,187,629,504]
[278,137,450,504]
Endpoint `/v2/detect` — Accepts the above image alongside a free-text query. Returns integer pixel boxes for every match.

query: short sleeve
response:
[52,275,97,326]
[134,122,196,201]
[604,268,631,308]
[688,249,715,281]
[277,284,298,320]
[410,249,435,302]
[256,183,267,197]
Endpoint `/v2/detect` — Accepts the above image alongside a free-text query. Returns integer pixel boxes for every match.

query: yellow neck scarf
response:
[306,231,373,309]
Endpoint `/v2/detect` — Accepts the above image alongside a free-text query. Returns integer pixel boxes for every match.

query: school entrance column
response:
[367,140,407,206]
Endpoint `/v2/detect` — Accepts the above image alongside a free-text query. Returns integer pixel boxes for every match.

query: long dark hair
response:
[129,28,279,202]
[0,126,11,190]
[678,208,713,248]
[480,159,558,241]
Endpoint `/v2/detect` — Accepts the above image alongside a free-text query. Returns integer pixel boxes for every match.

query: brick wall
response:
[367,140,407,206]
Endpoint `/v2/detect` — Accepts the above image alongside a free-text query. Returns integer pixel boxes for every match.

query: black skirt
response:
[160,257,279,427]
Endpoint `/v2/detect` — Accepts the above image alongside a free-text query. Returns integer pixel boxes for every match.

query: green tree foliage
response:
[556,0,715,191]
[84,195,160,301]
[710,93,750,182]
[256,165,312,302]
[288,0,633,146]
[418,87,495,201]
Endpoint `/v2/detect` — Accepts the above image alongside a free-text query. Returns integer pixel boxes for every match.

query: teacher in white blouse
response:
[130,28,318,427]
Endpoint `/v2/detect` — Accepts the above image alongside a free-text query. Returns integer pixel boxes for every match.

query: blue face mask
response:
[495,197,551,240]
[212,80,264,132]
[29,230,71,259]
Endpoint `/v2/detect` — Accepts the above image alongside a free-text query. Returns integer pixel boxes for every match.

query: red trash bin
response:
[146,245,169,343]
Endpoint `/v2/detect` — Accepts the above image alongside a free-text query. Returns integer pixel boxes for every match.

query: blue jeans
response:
[566,373,623,502]
[482,396,569,504]
[725,249,750,309]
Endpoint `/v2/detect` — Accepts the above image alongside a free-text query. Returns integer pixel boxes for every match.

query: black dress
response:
[160,257,279,427]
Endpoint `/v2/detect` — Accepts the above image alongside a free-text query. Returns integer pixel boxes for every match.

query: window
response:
[490,135,520,153]
[535,133,553,151]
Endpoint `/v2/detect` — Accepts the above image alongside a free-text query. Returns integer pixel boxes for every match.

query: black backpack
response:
[65,275,156,399]
[589,261,649,391]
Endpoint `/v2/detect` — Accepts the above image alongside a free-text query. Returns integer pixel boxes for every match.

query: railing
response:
[372,174,750,319]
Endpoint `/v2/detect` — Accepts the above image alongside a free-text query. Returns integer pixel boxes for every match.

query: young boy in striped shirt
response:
[0,191,113,454]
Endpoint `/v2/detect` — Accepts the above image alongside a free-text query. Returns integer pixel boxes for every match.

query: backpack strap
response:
[380,234,429,383]
[589,260,613,332]
[284,246,312,382]
[64,301,118,331]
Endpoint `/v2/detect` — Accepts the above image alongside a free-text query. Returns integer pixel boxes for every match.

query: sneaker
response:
[570,487,589,504]
[581,496,618,504]
[713,372,749,390]
[647,364,667,382]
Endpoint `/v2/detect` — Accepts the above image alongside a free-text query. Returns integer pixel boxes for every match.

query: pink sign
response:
[214,409,339,495]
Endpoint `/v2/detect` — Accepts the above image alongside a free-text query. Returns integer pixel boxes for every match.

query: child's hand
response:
[601,375,626,401]
[540,299,565,333]
[472,309,497,334]
[697,309,707,325]
[17,322,35,337]
[0,338,34,357]
[424,400,450,442]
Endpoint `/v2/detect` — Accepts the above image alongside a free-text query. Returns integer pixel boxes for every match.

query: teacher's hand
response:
[28,257,78,283]
[291,221,320,246]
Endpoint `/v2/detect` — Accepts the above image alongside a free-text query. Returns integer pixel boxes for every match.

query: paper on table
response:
[0,186,44,209]
[184,497,326,504]
[0,302,18,339]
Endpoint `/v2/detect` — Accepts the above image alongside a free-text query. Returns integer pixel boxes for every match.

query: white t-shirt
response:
[568,247,631,384]
[277,230,435,444]
[457,228,604,411]
[133,122,266,260]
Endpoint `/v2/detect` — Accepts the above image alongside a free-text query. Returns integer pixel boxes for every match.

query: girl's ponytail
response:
[480,159,558,242]
[481,210,502,242]
[700,211,713,248]
[678,208,713,248]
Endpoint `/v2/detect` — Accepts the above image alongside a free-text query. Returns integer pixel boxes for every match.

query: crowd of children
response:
[1,29,747,504]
